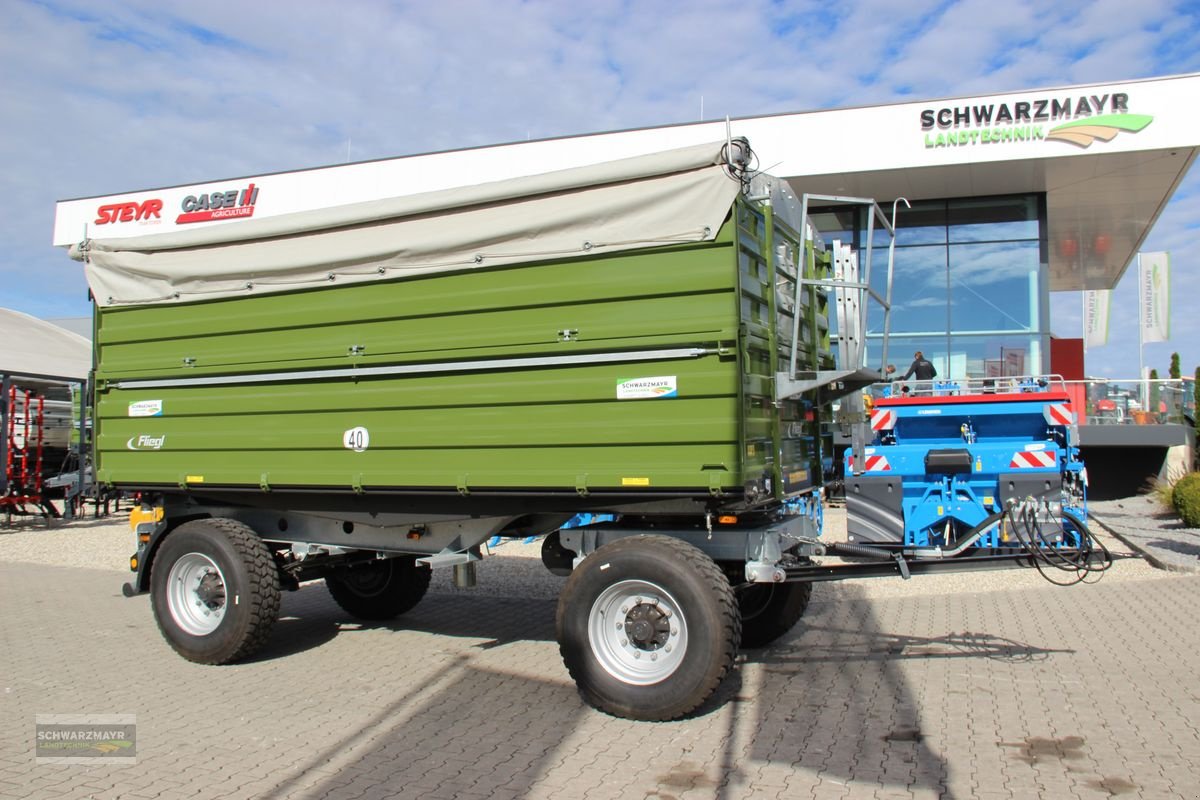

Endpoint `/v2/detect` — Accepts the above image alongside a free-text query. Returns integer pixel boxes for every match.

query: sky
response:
[3,0,1199,380]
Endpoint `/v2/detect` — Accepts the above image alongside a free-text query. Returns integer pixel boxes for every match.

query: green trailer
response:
[65,140,894,720]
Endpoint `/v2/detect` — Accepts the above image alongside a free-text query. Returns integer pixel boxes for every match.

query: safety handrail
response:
[776,194,901,402]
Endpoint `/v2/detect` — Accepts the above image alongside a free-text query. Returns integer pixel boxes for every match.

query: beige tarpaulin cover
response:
[71,141,744,306]
[0,308,90,381]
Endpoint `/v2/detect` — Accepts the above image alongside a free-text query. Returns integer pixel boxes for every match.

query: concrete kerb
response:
[1086,514,1180,573]
[1087,495,1200,575]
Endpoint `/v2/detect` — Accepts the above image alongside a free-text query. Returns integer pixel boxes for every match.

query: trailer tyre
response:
[556,535,740,721]
[325,557,431,620]
[150,518,281,665]
[737,581,812,648]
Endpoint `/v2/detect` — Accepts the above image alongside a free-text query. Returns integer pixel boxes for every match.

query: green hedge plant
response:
[1171,472,1200,528]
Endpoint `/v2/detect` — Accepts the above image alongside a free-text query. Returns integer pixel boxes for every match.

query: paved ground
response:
[1,509,1198,799]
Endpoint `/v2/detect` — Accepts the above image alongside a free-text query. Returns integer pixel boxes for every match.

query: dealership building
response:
[53,73,1198,492]
[54,73,1197,380]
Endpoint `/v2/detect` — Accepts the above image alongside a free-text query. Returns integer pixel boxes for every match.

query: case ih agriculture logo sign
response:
[920,91,1152,149]
[92,183,262,228]
[177,183,260,224]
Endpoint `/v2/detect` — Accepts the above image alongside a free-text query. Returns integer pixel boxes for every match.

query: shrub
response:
[1171,473,1200,528]
[1147,476,1176,510]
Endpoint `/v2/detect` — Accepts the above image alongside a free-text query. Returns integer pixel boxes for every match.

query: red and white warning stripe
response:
[1009,450,1057,469]
[848,454,892,472]
[870,409,898,431]
[1042,403,1075,426]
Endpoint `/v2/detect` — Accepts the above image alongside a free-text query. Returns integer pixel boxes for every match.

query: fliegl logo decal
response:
[176,183,260,224]
[126,434,166,451]
[616,376,678,400]
[921,91,1152,150]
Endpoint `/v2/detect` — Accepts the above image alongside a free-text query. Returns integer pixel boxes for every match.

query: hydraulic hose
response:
[902,507,1008,559]
[828,503,1111,586]
[1007,504,1111,585]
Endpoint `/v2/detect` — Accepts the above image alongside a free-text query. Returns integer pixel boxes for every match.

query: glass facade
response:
[811,193,1048,380]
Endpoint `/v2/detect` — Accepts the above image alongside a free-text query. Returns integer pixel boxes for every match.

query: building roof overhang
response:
[792,146,1197,291]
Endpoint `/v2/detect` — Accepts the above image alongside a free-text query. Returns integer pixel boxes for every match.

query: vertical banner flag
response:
[1138,252,1170,343]
[1083,289,1111,347]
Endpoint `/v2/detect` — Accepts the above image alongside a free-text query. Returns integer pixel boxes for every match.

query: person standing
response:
[901,351,937,382]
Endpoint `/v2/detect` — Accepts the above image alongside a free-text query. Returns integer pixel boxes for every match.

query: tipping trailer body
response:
[79,143,837,534]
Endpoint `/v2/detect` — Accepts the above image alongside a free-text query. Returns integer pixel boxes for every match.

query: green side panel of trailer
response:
[92,201,834,503]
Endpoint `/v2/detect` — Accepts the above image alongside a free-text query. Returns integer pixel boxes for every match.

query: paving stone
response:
[0,548,1197,800]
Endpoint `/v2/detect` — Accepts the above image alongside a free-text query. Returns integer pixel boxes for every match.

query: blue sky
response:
[3,0,1199,378]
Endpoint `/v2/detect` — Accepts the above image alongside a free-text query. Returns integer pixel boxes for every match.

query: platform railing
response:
[1065,378,1196,426]
[859,376,1196,426]
[869,374,1069,399]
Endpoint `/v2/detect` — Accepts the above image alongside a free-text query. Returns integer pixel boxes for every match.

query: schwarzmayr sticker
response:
[921,91,1153,150]
[616,376,678,400]
[128,399,163,417]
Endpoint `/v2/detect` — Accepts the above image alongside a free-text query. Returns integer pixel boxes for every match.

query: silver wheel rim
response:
[588,579,687,685]
[167,552,227,636]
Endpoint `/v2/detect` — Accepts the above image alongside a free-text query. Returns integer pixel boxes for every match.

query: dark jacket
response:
[902,357,937,381]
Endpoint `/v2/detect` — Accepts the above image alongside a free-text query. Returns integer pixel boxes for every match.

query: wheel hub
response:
[588,580,689,685]
[195,569,225,609]
[166,552,228,636]
[624,603,670,650]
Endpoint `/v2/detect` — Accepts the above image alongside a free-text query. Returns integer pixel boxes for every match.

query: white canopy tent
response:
[0,308,90,382]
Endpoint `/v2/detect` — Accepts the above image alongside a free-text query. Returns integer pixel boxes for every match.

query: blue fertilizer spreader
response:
[844,379,1088,554]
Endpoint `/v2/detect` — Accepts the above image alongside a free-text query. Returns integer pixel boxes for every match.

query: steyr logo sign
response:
[95,198,163,225]
[177,183,260,224]
[920,92,1153,150]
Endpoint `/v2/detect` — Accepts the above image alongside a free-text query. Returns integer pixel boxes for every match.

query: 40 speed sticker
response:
[343,427,370,452]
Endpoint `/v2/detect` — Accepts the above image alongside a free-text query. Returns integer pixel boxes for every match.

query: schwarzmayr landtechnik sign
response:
[921,91,1152,149]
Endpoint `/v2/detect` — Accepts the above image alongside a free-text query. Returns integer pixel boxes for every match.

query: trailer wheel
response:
[556,535,740,721]
[737,581,812,648]
[150,518,281,664]
[325,557,431,620]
